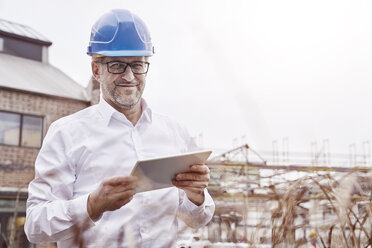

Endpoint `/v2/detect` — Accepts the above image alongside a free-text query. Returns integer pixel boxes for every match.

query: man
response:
[24,9,215,248]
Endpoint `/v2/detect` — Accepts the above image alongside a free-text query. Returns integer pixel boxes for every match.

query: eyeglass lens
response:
[107,61,148,74]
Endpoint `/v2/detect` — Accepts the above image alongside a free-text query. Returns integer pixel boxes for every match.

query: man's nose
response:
[121,66,135,81]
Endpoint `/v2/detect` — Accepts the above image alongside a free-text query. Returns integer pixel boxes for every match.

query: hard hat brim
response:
[87,50,153,57]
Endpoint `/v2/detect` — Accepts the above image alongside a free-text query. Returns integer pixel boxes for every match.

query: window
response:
[21,115,43,147]
[0,37,4,51]
[0,112,20,146]
[0,111,43,148]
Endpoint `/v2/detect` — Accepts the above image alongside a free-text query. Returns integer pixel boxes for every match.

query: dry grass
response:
[268,172,372,248]
[4,166,372,247]
[209,167,372,248]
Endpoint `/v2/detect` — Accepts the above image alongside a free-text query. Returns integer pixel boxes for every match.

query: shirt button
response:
[140,227,146,233]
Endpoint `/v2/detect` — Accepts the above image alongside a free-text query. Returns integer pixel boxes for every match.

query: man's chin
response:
[115,98,140,109]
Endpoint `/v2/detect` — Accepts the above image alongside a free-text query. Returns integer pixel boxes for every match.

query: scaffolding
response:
[202,144,372,247]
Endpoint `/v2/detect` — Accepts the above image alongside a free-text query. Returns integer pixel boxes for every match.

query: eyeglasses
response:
[97,61,150,74]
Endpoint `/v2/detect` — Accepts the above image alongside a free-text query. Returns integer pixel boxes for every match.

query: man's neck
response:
[121,104,142,126]
[104,97,142,126]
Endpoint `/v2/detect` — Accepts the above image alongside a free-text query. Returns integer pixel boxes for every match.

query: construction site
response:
[178,142,372,248]
[1,4,372,247]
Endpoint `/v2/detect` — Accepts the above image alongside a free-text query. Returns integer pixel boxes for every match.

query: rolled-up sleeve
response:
[177,188,215,228]
[176,122,215,228]
[24,122,93,243]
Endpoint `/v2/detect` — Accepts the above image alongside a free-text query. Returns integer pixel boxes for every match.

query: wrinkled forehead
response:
[99,56,149,63]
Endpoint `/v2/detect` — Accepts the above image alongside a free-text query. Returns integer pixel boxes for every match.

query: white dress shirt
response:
[25,97,215,248]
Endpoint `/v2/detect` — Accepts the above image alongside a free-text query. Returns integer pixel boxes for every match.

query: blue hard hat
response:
[87,9,154,57]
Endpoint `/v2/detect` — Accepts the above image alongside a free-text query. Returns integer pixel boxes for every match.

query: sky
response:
[0,0,371,164]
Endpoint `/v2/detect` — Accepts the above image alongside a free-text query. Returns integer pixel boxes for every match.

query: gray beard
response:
[104,85,142,110]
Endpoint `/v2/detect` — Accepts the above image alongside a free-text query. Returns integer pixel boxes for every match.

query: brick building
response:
[0,19,98,247]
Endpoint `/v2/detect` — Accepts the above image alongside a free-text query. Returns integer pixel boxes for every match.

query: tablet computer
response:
[130,150,212,193]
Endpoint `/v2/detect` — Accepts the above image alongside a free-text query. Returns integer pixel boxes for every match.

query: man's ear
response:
[91,61,102,81]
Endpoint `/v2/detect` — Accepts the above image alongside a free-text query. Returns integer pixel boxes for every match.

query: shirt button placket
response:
[131,127,141,160]
[133,126,146,239]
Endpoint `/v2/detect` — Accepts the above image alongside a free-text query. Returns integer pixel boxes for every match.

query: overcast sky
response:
[1,0,371,163]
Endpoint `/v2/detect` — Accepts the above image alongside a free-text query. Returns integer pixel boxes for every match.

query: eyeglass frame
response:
[96,60,150,75]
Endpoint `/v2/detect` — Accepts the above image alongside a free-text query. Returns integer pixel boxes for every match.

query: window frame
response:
[0,110,44,149]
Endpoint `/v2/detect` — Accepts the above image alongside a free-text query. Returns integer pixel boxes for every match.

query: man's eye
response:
[110,63,125,69]
[131,63,143,69]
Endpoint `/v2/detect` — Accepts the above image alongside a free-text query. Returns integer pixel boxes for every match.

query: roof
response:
[0,53,90,101]
[0,19,52,46]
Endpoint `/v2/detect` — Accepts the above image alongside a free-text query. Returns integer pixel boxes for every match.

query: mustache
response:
[114,81,138,86]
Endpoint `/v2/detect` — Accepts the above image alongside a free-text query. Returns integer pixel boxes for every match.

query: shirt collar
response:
[97,96,152,126]
[140,98,153,124]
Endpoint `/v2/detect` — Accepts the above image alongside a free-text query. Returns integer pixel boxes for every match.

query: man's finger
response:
[111,195,134,210]
[110,184,137,194]
[175,172,210,182]
[189,164,210,174]
[172,180,208,188]
[108,190,136,208]
[113,189,136,201]
[103,176,138,186]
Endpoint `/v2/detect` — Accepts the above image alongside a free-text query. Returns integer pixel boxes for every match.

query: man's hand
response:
[87,176,137,221]
[172,164,210,206]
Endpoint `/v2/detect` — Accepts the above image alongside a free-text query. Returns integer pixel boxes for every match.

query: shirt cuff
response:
[182,188,213,214]
[67,193,96,227]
